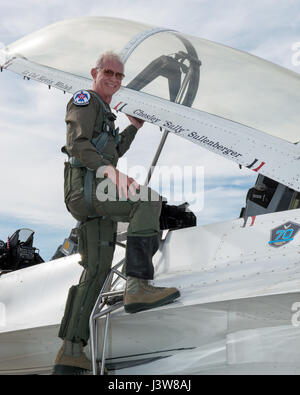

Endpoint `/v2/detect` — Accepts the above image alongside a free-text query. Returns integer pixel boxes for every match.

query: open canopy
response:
[4,16,300,143]
[2,16,300,191]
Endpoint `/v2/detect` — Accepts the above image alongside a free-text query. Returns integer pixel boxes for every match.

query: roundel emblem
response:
[73,90,91,106]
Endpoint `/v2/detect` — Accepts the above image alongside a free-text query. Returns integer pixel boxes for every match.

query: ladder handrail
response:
[89,257,126,375]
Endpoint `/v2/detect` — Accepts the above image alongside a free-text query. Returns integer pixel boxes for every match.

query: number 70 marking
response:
[269,228,294,244]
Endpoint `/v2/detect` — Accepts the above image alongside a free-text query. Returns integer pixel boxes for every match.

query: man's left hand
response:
[126,115,144,130]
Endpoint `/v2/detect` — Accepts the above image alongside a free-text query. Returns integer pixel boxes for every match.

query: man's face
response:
[91,58,124,99]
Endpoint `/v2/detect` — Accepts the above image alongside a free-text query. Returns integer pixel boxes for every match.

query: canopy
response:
[4,16,300,143]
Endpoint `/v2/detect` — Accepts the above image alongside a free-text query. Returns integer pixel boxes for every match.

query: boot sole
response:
[52,364,90,375]
[124,290,180,314]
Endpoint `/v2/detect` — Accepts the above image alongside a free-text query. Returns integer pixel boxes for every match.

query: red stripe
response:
[250,216,256,226]
[113,102,123,111]
[253,162,265,172]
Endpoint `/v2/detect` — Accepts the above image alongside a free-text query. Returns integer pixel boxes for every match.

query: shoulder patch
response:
[73,90,91,106]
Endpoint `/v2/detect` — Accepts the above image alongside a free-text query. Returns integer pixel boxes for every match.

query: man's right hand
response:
[104,165,140,199]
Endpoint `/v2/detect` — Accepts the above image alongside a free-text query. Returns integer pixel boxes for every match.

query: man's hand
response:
[126,115,144,130]
[104,165,140,199]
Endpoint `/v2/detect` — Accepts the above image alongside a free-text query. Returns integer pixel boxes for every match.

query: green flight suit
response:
[64,89,161,234]
[59,90,162,345]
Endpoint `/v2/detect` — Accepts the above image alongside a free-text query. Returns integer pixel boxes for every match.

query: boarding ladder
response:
[89,252,127,375]
[88,117,175,375]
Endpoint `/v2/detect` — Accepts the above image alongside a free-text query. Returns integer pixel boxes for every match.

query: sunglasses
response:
[100,68,125,81]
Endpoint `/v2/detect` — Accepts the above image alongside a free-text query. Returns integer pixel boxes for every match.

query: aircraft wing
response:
[1,16,300,190]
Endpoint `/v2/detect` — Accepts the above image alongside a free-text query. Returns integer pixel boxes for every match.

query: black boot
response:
[124,235,180,313]
[125,235,159,280]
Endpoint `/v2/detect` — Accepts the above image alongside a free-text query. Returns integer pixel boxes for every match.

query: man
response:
[53,51,180,375]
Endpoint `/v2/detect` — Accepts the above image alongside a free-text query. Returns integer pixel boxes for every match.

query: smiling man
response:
[53,52,180,375]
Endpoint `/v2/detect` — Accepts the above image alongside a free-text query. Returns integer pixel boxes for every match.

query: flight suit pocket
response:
[64,163,85,203]
[64,162,90,221]
[70,166,85,198]
[64,162,72,205]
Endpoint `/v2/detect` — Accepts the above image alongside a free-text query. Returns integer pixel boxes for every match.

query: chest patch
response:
[73,90,91,106]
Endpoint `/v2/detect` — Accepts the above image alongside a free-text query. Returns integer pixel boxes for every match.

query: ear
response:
[91,68,98,80]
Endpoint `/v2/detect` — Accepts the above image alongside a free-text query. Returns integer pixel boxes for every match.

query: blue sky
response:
[0,0,299,261]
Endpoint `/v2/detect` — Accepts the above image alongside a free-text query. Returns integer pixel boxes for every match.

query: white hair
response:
[95,51,124,69]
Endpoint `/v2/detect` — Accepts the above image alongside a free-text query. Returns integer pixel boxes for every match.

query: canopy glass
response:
[4,16,300,143]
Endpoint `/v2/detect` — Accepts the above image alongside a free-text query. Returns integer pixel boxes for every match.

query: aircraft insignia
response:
[269,221,300,248]
[73,90,91,106]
